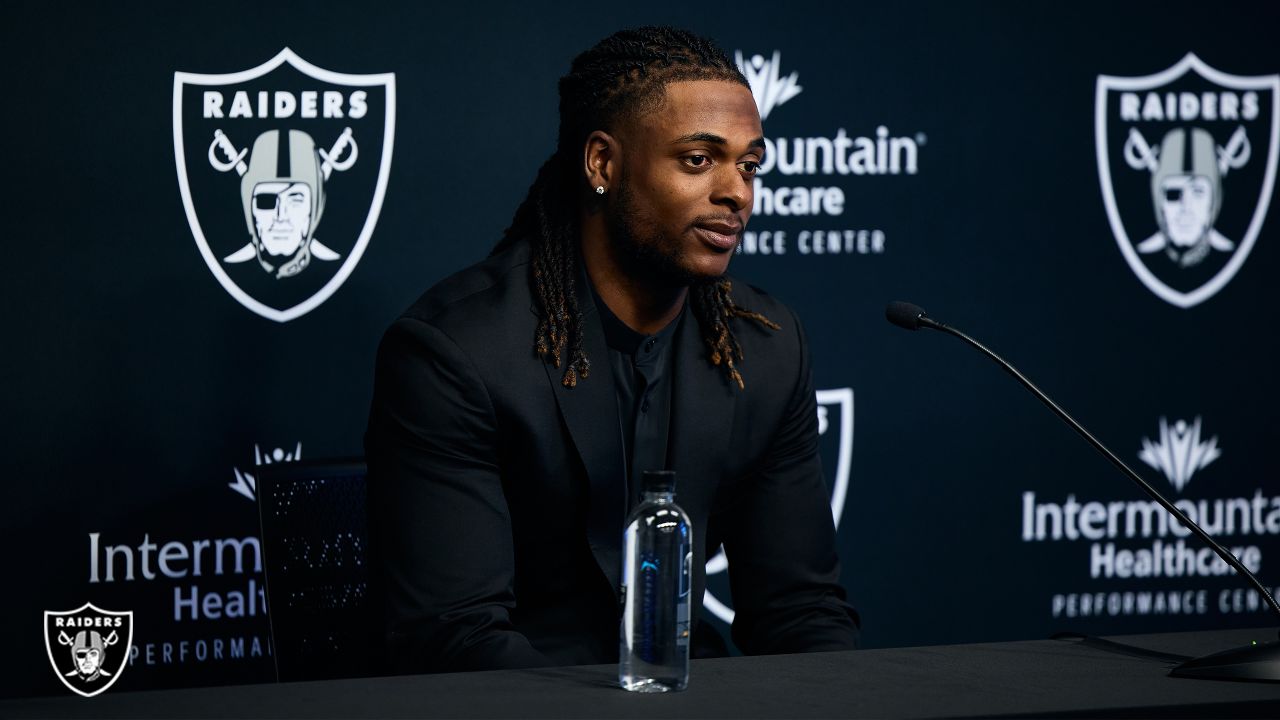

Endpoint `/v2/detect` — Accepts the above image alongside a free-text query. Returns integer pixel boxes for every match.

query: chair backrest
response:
[256,458,376,682]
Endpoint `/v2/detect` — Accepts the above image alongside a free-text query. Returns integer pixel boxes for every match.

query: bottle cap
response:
[640,470,676,494]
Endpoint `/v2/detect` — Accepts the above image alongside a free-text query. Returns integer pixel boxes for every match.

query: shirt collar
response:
[587,279,685,357]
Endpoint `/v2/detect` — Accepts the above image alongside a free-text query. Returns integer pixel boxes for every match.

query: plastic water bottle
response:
[619,470,692,692]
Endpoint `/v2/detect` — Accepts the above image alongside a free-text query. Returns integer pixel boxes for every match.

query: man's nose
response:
[712,167,750,213]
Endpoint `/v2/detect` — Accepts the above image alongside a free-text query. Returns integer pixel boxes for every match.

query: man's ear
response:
[583,130,618,194]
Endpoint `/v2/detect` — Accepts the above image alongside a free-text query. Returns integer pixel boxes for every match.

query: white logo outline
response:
[703,387,853,624]
[1096,53,1279,309]
[43,603,134,698]
[174,48,396,322]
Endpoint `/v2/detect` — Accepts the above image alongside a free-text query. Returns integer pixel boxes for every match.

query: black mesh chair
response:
[256,458,378,682]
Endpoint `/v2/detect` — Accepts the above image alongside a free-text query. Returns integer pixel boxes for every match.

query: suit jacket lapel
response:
[543,289,627,596]
[667,309,736,515]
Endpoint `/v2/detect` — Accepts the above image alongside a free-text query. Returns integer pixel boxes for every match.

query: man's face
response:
[252,181,312,257]
[1159,174,1214,247]
[608,80,764,286]
[75,647,101,675]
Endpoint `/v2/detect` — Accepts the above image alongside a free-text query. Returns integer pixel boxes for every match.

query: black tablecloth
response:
[6,628,1280,718]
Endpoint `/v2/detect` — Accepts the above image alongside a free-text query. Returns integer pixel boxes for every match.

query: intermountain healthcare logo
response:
[44,603,133,697]
[729,49,922,259]
[174,49,395,322]
[1139,416,1221,493]
[703,388,853,623]
[735,50,802,120]
[229,441,303,501]
[1021,416,1280,620]
[1097,54,1278,308]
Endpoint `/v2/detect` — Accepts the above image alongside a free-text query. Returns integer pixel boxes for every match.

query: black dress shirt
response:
[591,286,685,509]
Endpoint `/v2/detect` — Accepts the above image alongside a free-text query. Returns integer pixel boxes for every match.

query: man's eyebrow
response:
[672,133,768,153]
[672,132,727,145]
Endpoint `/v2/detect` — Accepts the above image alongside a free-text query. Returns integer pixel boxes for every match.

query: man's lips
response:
[694,221,743,251]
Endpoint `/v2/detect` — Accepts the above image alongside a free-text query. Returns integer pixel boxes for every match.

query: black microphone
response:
[887,300,1280,682]
[885,301,936,331]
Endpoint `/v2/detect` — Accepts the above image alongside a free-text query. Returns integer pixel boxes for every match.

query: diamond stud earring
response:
[595,186,605,195]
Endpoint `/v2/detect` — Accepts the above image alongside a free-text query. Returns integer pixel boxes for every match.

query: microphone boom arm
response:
[922,315,1280,626]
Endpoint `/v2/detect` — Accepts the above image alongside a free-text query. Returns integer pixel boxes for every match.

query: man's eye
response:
[738,161,761,176]
[684,155,711,168]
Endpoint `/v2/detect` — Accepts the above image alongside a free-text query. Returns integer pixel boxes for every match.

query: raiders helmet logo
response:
[174,49,395,322]
[43,603,134,698]
[1096,54,1278,308]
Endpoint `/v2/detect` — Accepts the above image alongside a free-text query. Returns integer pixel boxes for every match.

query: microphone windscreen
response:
[885,301,928,330]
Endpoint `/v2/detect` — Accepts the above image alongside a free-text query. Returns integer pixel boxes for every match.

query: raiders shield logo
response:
[174,49,395,322]
[703,387,853,624]
[1096,54,1278,308]
[43,603,133,698]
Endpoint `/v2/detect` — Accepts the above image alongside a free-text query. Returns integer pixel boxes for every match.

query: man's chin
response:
[645,254,727,289]
[262,243,303,257]
[687,253,734,283]
[1167,231,1206,248]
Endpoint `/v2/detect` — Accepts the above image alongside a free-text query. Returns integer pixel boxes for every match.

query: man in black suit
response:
[366,26,860,673]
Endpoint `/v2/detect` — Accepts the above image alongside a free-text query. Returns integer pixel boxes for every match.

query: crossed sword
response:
[208,128,358,263]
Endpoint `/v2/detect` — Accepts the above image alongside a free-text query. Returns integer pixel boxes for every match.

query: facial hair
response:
[606,172,712,289]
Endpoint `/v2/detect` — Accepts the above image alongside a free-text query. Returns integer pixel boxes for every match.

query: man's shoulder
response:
[722,275,803,349]
[399,240,534,331]
[724,276,792,319]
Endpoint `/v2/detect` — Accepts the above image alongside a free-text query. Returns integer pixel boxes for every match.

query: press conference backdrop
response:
[3,0,1278,699]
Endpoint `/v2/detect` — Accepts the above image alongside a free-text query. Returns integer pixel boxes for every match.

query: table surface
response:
[5,628,1280,719]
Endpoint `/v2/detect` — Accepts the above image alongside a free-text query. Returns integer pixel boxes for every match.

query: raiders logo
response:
[1096,54,1278,308]
[174,49,395,322]
[43,603,133,698]
[703,387,853,624]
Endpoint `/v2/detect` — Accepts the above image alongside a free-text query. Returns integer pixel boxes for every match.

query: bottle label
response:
[638,552,660,662]
[677,550,691,650]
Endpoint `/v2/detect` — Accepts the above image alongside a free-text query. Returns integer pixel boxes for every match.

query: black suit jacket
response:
[365,239,859,673]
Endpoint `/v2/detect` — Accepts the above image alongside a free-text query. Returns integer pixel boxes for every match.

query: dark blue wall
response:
[4,0,1278,698]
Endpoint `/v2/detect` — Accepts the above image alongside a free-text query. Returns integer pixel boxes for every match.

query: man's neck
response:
[580,221,687,336]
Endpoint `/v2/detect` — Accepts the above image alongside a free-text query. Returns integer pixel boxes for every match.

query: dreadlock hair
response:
[492,26,779,390]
